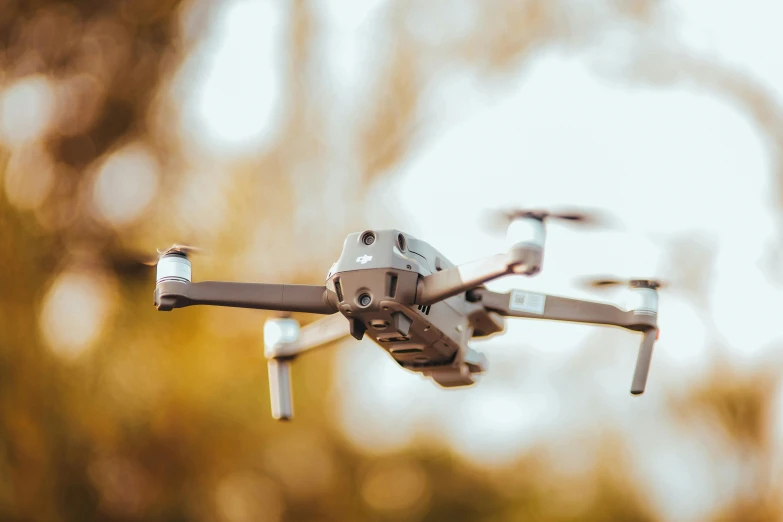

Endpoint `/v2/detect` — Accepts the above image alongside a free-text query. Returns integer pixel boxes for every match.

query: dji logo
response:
[356,255,373,265]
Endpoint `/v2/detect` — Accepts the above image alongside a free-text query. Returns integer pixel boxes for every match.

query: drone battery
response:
[156,254,192,284]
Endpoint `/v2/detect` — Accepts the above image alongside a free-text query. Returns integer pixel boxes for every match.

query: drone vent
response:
[417,304,431,315]
[387,274,398,298]
[334,278,344,302]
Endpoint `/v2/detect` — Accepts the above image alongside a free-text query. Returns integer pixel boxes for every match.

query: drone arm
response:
[470,288,658,395]
[631,328,658,395]
[417,254,513,305]
[469,288,654,329]
[267,359,294,420]
[265,313,350,420]
[155,281,337,314]
[264,313,349,359]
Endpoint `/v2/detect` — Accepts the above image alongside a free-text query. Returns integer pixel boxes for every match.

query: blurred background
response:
[2,0,783,520]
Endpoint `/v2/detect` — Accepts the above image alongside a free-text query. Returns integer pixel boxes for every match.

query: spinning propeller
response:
[131,244,202,264]
[481,207,607,276]
[155,244,203,259]
[580,277,668,290]
[483,206,608,232]
[97,243,204,280]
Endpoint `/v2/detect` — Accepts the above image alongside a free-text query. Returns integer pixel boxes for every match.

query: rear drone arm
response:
[155,280,337,314]
[468,288,658,395]
[264,312,350,359]
[264,313,350,420]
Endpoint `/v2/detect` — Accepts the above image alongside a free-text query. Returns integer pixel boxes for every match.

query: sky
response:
[169,1,783,520]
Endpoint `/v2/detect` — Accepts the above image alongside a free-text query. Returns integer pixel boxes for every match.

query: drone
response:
[153,209,662,421]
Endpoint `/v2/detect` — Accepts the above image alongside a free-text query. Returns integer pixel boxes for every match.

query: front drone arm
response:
[155,281,337,314]
[417,254,513,305]
[469,288,658,395]
[416,216,550,306]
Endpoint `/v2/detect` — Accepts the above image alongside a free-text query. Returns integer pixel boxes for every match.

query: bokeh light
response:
[39,270,117,359]
[91,142,160,227]
[0,75,56,148]
[360,457,431,516]
[177,0,287,157]
[3,145,55,210]
[214,471,284,522]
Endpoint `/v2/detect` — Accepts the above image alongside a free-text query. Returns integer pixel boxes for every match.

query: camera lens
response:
[358,293,372,307]
[396,233,406,251]
[362,232,375,245]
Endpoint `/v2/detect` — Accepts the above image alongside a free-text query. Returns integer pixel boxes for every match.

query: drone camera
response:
[396,233,407,251]
[357,293,372,307]
[361,231,376,246]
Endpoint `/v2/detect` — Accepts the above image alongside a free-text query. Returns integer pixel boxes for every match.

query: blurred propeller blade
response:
[482,207,609,233]
[110,243,204,271]
[579,276,667,290]
[102,251,157,277]
[139,254,162,267]
[630,279,667,290]
[157,244,203,257]
[588,279,625,288]
[550,211,597,223]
